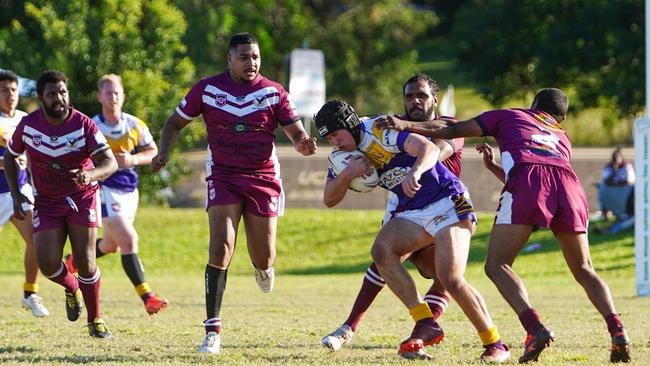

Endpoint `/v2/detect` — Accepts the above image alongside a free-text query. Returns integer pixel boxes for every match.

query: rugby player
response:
[377,88,632,363]
[0,69,49,317]
[65,74,168,315]
[4,70,118,338]
[152,33,317,354]
[315,100,509,362]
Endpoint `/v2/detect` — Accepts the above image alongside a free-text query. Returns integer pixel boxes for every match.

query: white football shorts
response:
[100,185,139,223]
[394,191,476,237]
[0,184,34,226]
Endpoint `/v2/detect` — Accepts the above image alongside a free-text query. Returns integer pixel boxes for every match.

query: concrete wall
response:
[172,146,633,213]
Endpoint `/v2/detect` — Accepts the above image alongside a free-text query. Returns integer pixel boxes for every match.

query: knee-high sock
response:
[78,269,101,323]
[205,265,227,333]
[45,262,79,293]
[518,307,544,335]
[344,263,385,331]
[121,254,151,300]
[423,290,449,321]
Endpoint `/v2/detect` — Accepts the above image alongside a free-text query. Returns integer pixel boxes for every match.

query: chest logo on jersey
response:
[379,167,410,189]
[33,135,42,146]
[50,136,59,142]
[363,141,393,168]
[49,161,65,171]
[232,122,249,134]
[215,94,227,106]
[66,136,82,150]
[253,95,269,110]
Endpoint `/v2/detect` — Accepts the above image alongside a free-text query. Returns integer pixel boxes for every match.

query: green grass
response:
[0,207,648,365]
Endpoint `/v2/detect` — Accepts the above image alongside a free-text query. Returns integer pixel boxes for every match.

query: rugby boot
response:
[144,294,169,315]
[22,294,49,317]
[398,338,433,360]
[610,328,631,363]
[198,332,221,354]
[253,265,274,293]
[65,289,83,321]
[321,324,354,351]
[480,343,511,363]
[87,318,112,338]
[411,318,444,346]
[65,253,78,274]
[518,326,554,363]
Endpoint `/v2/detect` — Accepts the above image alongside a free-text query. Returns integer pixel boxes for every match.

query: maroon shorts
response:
[33,188,101,233]
[494,164,588,234]
[206,174,283,217]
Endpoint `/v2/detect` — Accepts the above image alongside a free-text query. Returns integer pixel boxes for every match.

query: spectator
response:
[595,147,635,221]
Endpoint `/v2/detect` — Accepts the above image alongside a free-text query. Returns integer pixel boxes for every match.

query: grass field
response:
[0,207,648,365]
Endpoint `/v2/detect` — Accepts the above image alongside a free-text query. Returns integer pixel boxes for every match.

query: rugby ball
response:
[328,150,379,193]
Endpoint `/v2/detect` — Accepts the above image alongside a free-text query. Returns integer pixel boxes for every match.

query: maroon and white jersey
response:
[8,108,109,199]
[438,116,463,177]
[176,71,300,177]
[475,108,573,177]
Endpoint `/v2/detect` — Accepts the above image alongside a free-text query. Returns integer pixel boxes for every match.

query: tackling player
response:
[0,69,49,317]
[315,100,510,362]
[321,73,460,353]
[65,74,168,315]
[3,70,118,338]
[152,33,317,354]
[377,88,632,363]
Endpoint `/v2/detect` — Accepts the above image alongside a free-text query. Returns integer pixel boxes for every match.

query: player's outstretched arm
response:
[377,116,483,140]
[323,156,370,207]
[476,142,505,183]
[280,121,317,156]
[152,112,192,172]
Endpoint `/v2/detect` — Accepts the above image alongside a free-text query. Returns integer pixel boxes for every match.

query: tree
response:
[0,0,197,202]
[450,0,643,118]
[310,0,438,114]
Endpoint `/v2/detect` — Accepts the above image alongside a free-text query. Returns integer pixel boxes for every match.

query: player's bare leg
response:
[68,223,110,338]
[243,212,276,293]
[98,216,168,314]
[434,220,509,362]
[371,218,443,359]
[200,203,243,354]
[35,227,83,323]
[12,212,49,317]
[411,246,451,320]
[485,223,553,363]
[556,231,630,362]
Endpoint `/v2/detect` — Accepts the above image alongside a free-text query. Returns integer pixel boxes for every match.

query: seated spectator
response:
[594,147,634,222]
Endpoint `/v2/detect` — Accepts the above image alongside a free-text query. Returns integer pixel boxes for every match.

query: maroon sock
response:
[344,263,385,331]
[78,269,101,323]
[45,262,79,293]
[204,318,222,333]
[423,290,448,321]
[605,313,624,335]
[518,308,544,335]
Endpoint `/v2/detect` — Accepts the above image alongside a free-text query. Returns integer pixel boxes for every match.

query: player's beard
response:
[407,106,434,122]
[43,102,69,120]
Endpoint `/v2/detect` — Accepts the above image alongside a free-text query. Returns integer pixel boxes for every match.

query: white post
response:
[634,0,650,296]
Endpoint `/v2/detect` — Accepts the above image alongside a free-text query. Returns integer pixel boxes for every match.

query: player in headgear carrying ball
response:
[315,100,510,362]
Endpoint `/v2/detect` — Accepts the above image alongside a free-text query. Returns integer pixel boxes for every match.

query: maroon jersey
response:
[475,108,573,175]
[176,71,300,177]
[438,116,463,177]
[8,108,109,199]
